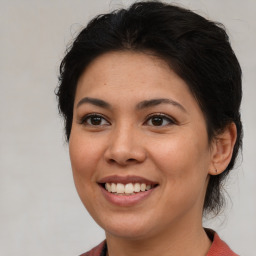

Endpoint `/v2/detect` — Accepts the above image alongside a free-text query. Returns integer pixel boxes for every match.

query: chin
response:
[105,225,151,240]
[98,214,154,240]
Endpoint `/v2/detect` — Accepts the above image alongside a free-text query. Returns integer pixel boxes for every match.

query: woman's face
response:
[69,51,214,240]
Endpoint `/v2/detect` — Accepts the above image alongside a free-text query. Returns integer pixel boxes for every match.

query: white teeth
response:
[116,183,125,193]
[111,183,117,192]
[134,183,140,192]
[105,182,153,194]
[125,183,134,194]
[141,183,146,192]
[146,185,151,191]
[105,183,111,192]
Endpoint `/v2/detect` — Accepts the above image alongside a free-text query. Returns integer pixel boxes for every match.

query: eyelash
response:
[144,113,176,127]
[79,113,110,126]
[79,113,176,127]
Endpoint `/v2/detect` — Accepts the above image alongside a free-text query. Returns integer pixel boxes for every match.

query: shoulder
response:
[206,229,239,256]
[79,241,106,256]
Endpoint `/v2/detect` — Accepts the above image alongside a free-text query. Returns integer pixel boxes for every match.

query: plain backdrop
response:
[0,0,255,255]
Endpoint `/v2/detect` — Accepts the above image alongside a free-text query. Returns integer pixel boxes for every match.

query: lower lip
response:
[99,185,156,207]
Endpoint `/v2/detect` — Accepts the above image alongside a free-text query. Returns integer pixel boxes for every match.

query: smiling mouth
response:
[100,182,158,195]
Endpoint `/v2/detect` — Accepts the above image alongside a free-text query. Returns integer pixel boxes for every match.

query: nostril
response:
[127,158,136,162]
[108,159,116,164]
[107,158,137,165]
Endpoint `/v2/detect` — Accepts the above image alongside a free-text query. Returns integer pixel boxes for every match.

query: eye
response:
[145,114,175,127]
[81,114,110,126]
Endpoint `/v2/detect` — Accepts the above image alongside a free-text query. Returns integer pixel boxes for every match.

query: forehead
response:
[75,51,192,101]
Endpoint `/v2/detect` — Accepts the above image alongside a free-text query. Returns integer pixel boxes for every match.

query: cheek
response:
[149,131,210,193]
[69,131,102,192]
[151,139,210,218]
[151,132,209,169]
[69,131,103,171]
[68,132,102,210]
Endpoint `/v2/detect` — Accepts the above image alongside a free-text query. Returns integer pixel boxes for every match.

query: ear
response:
[209,122,237,175]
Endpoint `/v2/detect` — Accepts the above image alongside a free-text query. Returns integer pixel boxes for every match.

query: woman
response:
[56,1,242,255]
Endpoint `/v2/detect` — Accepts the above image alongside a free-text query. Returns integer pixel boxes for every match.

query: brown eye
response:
[82,114,109,126]
[151,116,164,126]
[90,116,102,125]
[145,114,175,127]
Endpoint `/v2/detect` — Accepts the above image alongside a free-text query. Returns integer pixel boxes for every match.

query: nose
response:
[104,125,147,166]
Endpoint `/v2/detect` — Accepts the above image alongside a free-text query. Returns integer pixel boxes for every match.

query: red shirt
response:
[80,231,238,256]
[207,232,238,256]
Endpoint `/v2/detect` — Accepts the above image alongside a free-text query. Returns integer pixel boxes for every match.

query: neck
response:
[105,219,211,256]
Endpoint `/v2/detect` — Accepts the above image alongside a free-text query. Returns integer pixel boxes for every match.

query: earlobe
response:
[209,122,237,175]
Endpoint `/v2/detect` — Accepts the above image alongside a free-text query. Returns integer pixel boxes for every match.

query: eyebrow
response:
[76,97,111,109]
[76,97,186,112]
[136,98,187,112]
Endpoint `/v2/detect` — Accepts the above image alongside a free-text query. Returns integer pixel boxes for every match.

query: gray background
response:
[0,0,255,255]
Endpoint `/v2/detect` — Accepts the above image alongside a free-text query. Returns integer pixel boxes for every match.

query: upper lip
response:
[97,175,158,185]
